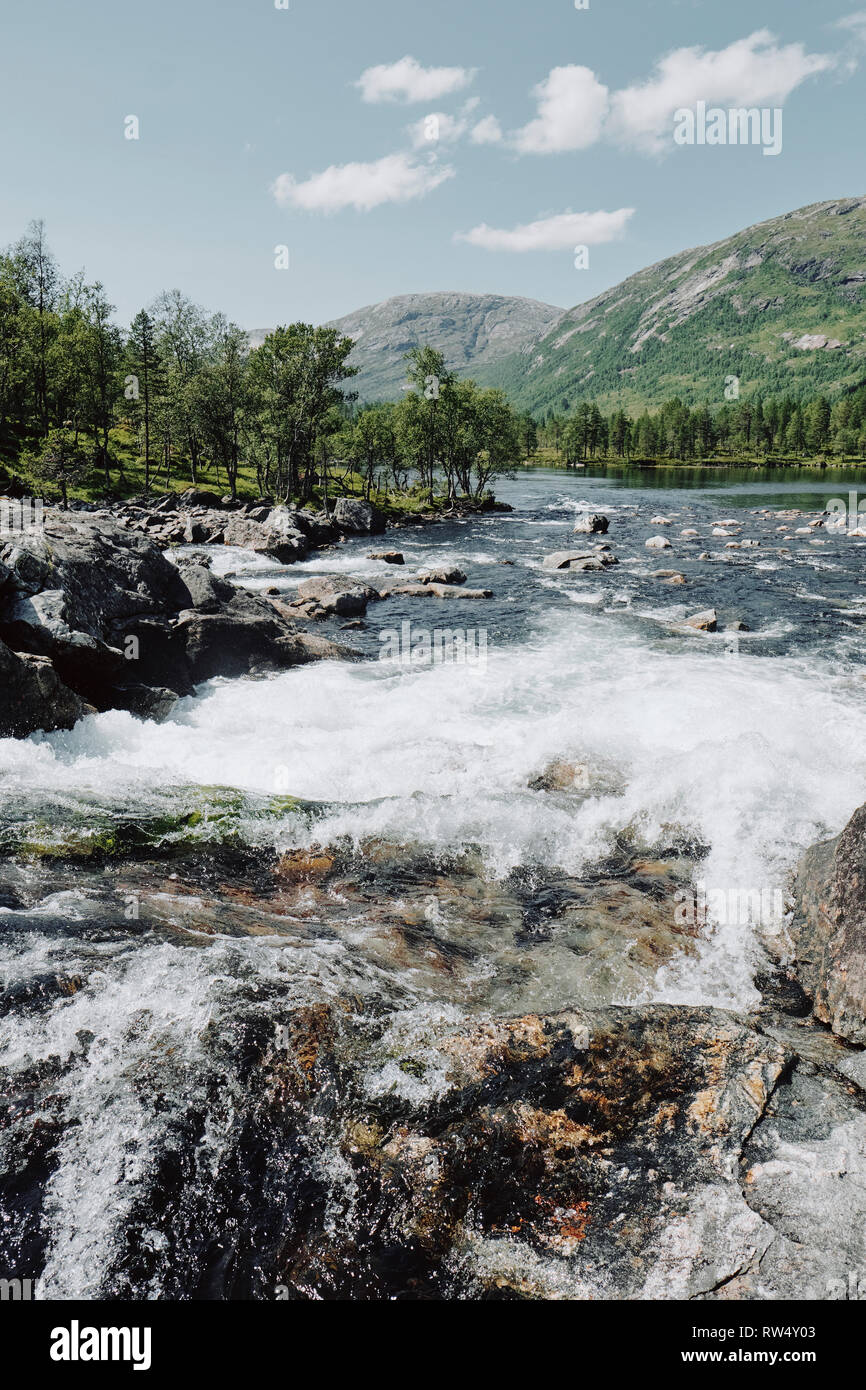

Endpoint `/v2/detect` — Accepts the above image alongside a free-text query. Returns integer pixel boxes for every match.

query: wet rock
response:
[369,551,404,565]
[380,582,493,599]
[791,801,866,1044]
[417,566,467,586]
[281,1006,792,1299]
[542,551,617,571]
[645,536,672,550]
[684,609,717,632]
[573,514,609,534]
[0,639,92,737]
[528,759,625,797]
[292,576,378,618]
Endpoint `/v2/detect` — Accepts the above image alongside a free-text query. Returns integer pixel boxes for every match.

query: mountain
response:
[248,293,563,402]
[479,195,866,415]
[327,292,564,401]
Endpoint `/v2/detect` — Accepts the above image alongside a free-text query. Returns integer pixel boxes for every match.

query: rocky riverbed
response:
[2,467,866,1299]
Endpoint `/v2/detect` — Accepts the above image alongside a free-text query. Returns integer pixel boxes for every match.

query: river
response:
[2,465,866,1298]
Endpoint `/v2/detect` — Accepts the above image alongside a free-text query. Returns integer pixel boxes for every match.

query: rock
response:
[726,620,751,632]
[290,1005,798,1299]
[0,511,353,735]
[573,513,609,534]
[649,515,672,525]
[180,488,224,509]
[542,551,617,571]
[382,582,493,600]
[294,510,337,547]
[417,566,467,585]
[369,551,404,565]
[0,638,92,737]
[684,608,718,631]
[645,535,672,550]
[332,498,386,536]
[680,529,698,537]
[221,513,307,564]
[651,570,686,584]
[183,517,224,545]
[791,801,866,1044]
[528,758,625,796]
[293,576,378,618]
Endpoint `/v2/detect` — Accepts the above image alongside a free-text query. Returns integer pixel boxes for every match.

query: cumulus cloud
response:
[356,55,476,104]
[608,30,836,153]
[507,31,837,158]
[455,207,635,252]
[470,115,503,145]
[512,65,610,153]
[272,153,454,213]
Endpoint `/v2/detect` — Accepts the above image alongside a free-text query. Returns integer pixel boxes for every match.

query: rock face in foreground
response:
[791,801,866,1044]
[274,1000,866,1300]
[0,512,353,737]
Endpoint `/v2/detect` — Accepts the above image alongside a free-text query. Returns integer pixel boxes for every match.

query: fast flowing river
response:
[2,465,866,1298]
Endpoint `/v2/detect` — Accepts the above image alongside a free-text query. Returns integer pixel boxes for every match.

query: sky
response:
[0,0,864,331]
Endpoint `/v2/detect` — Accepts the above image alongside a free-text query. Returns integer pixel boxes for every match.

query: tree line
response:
[535,389,866,464]
[0,221,522,505]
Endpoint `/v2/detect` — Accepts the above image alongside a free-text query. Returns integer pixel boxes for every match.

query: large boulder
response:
[0,638,92,737]
[791,801,866,1044]
[221,513,308,563]
[332,498,386,536]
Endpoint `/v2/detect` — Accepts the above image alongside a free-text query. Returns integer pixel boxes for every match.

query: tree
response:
[190,320,249,499]
[20,427,92,507]
[248,324,357,503]
[11,220,60,435]
[126,311,161,490]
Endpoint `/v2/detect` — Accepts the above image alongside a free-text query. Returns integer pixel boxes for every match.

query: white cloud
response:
[512,66,610,153]
[835,10,866,36]
[356,55,476,104]
[470,115,503,145]
[608,30,835,153]
[455,207,635,252]
[272,153,454,213]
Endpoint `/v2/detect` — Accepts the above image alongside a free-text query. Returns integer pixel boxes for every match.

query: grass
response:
[0,424,467,515]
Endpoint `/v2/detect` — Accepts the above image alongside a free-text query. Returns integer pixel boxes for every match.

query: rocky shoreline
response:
[0,491,507,738]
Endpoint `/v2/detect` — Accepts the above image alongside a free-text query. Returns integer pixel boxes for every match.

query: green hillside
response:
[476,196,866,416]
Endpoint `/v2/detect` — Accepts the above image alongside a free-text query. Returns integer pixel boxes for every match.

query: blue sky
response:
[1,0,864,329]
